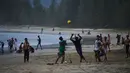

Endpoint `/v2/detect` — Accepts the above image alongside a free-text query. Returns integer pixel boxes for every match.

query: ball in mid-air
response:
[67,20,71,24]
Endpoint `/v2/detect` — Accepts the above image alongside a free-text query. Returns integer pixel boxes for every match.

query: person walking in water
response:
[36,35,42,50]
[124,35,130,58]
[55,36,67,64]
[41,28,43,34]
[70,34,87,63]
[0,41,4,55]
[23,38,30,63]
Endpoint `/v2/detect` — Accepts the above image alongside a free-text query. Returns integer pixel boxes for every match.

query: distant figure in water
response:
[82,29,84,34]
[124,35,130,58]
[116,34,121,45]
[59,32,61,35]
[23,38,30,63]
[87,30,91,35]
[52,28,55,31]
[41,28,43,34]
[36,35,42,50]
[55,36,67,64]
[0,41,4,55]
[70,34,87,63]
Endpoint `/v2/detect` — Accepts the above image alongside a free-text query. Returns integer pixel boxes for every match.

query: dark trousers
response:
[10,45,13,53]
[36,43,42,50]
[1,46,4,54]
[125,45,130,58]
[24,49,29,62]
[94,50,101,62]
[76,48,87,62]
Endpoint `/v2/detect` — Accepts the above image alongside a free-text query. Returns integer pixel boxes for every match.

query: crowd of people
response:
[0,32,130,64]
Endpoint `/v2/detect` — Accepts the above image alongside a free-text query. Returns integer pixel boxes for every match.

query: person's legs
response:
[10,45,13,53]
[55,53,61,64]
[108,44,111,52]
[126,45,129,58]
[61,54,65,64]
[1,46,4,54]
[94,50,98,62]
[40,44,42,50]
[24,50,27,62]
[36,44,39,50]
[26,50,29,62]
[103,49,107,61]
[97,50,101,62]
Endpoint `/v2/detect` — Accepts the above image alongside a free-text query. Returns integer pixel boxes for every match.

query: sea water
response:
[0,32,71,48]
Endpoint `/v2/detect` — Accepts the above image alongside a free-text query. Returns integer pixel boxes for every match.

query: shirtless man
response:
[23,38,30,63]
[102,36,108,61]
[124,35,130,58]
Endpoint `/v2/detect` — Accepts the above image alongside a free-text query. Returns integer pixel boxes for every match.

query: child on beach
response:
[70,34,87,63]
[55,36,67,64]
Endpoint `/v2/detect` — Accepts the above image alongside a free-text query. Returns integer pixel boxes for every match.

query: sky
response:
[29,0,61,8]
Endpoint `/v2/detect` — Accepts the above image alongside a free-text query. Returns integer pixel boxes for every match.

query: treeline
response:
[0,0,130,28]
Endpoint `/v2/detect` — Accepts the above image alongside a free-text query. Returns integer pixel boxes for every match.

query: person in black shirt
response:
[70,34,87,63]
[116,34,121,45]
[36,35,42,50]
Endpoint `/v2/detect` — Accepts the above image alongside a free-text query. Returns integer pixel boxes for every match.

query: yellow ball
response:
[67,20,71,24]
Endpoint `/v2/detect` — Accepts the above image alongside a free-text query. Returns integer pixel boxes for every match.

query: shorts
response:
[94,50,100,57]
[58,52,65,57]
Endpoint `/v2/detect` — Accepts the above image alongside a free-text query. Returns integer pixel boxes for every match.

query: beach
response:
[0,26,130,73]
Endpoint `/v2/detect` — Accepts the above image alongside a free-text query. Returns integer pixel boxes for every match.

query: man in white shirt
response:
[94,35,101,62]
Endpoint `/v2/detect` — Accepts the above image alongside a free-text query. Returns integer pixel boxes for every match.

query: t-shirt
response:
[94,40,101,50]
[71,39,82,48]
[38,38,41,44]
[59,40,66,54]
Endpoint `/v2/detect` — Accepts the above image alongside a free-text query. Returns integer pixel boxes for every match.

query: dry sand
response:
[0,45,130,73]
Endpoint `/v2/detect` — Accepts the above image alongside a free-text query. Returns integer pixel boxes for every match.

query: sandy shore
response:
[0,27,130,73]
[0,46,130,73]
